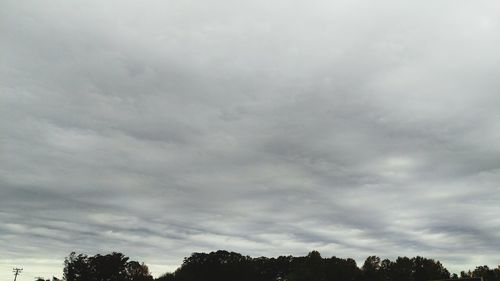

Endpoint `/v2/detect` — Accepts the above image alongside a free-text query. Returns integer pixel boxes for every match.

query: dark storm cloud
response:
[2,0,500,279]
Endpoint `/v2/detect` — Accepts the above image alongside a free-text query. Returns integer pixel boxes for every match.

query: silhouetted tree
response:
[324,256,361,281]
[390,257,413,281]
[89,252,129,281]
[362,256,382,281]
[472,265,499,281]
[412,256,450,281]
[63,252,153,281]
[127,261,153,281]
[379,258,394,281]
[62,250,500,281]
[286,251,326,281]
[64,252,93,281]
[172,251,254,281]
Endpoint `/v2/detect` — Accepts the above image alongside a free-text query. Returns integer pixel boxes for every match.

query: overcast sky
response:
[2,0,500,280]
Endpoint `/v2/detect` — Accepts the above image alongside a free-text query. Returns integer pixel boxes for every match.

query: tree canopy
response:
[61,250,500,281]
[63,252,152,281]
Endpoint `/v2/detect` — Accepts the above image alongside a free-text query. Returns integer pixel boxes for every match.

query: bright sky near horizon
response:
[2,1,500,280]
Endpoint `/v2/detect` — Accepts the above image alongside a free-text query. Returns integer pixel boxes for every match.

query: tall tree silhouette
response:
[286,251,326,281]
[362,256,382,281]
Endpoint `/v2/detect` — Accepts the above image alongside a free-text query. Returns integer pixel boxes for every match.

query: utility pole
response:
[13,268,23,281]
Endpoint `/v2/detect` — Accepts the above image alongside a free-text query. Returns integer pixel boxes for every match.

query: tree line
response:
[60,250,500,281]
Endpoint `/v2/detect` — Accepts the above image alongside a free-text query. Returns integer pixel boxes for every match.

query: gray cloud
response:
[2,0,500,279]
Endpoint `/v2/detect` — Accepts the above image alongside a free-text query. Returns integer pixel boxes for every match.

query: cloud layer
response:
[2,0,500,279]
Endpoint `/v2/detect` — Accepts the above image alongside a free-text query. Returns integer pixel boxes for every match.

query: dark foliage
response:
[156,250,451,281]
[62,250,500,281]
[63,252,153,281]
